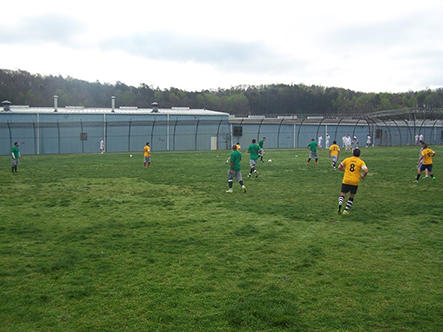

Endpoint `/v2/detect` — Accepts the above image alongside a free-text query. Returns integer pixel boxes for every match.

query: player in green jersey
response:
[247,139,260,178]
[226,144,247,193]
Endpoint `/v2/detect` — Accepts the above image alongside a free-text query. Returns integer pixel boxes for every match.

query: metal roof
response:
[4,106,229,116]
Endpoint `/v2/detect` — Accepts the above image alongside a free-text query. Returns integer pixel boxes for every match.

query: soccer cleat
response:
[342,210,349,215]
[242,185,247,193]
[226,188,233,193]
[248,173,251,178]
[414,180,419,183]
[432,177,436,182]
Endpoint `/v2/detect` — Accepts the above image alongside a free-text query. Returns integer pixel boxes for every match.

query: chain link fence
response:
[1,109,442,155]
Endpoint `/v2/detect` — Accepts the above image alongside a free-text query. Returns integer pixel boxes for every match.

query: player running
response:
[337,148,368,215]
[416,140,429,178]
[258,137,266,162]
[306,138,320,165]
[328,140,340,169]
[247,139,260,178]
[416,144,436,182]
[226,144,247,193]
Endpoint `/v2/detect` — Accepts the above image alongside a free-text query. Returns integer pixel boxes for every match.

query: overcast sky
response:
[1,0,442,92]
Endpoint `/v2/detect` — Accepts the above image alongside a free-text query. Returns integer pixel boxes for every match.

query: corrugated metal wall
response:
[0,112,231,155]
[230,120,443,149]
[1,113,442,155]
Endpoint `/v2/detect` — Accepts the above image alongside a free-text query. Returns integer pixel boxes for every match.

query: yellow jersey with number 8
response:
[421,148,434,165]
[340,157,367,186]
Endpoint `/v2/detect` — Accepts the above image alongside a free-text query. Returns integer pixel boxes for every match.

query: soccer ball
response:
[268,159,272,163]
[129,154,133,158]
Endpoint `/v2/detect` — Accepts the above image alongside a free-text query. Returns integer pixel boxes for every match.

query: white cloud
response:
[0,0,442,92]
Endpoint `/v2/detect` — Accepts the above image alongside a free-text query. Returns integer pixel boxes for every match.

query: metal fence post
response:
[195,119,200,150]
[297,118,306,148]
[151,119,156,148]
[128,120,132,152]
[390,118,402,146]
[402,119,413,145]
[172,119,178,151]
[333,117,344,142]
[57,120,61,154]
[167,114,170,151]
[315,118,325,142]
[37,113,40,155]
[277,118,284,148]
[216,119,223,150]
[80,120,84,153]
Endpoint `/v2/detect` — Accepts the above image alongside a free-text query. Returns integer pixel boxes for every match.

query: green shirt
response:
[259,140,264,148]
[307,141,318,152]
[248,144,260,160]
[11,145,20,159]
[229,150,242,171]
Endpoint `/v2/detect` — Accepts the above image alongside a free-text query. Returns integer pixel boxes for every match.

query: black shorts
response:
[341,183,358,194]
[420,164,433,172]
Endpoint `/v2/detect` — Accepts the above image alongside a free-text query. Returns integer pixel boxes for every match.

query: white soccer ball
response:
[129,154,133,158]
[268,159,272,163]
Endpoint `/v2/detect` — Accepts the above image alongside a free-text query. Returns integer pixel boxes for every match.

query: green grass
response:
[0,146,442,331]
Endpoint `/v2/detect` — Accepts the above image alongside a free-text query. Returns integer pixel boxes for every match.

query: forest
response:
[1,69,442,116]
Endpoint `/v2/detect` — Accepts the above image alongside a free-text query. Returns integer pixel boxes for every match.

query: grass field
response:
[0,146,442,331]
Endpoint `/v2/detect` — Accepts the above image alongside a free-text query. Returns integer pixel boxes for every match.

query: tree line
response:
[1,69,442,116]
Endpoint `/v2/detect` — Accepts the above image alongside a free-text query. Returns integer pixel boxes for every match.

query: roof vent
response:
[54,95,58,112]
[2,100,11,112]
[151,102,159,113]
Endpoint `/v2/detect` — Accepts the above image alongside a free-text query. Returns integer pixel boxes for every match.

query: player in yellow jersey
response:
[337,148,368,215]
[416,144,436,182]
[236,142,241,151]
[328,140,340,169]
[143,142,151,168]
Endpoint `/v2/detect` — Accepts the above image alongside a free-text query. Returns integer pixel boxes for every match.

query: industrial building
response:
[1,98,442,155]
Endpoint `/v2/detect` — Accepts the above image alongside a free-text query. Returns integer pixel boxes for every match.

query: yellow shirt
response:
[144,145,151,157]
[421,148,434,165]
[340,156,367,186]
[236,144,241,151]
[329,144,340,156]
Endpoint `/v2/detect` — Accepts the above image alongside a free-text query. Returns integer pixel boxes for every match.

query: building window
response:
[375,129,383,139]
[233,126,243,136]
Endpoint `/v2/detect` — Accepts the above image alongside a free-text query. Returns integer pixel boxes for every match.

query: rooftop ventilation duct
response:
[2,100,11,112]
[151,102,159,113]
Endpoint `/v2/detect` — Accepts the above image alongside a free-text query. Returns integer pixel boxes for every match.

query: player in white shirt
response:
[351,136,359,152]
[318,135,323,148]
[345,135,352,151]
[99,138,104,154]
[325,134,330,148]
[366,135,371,148]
